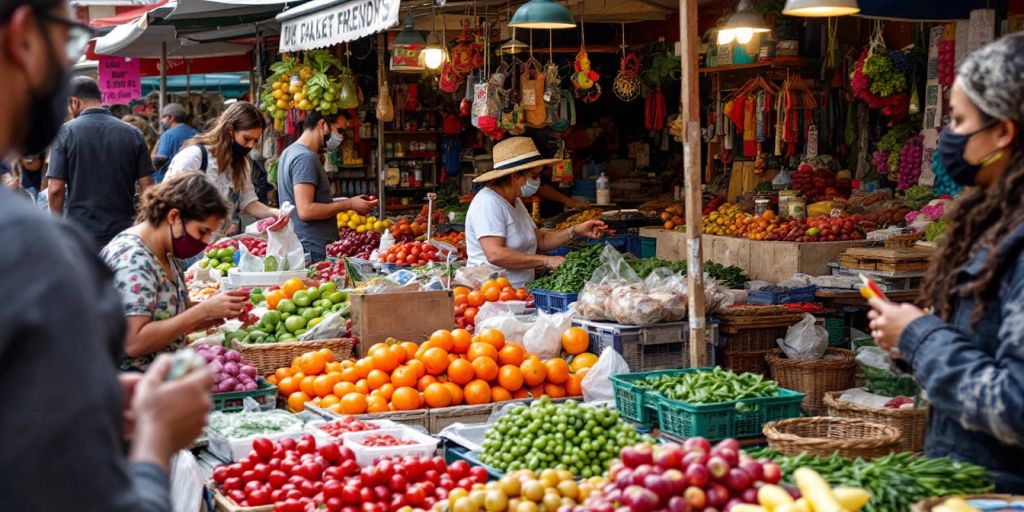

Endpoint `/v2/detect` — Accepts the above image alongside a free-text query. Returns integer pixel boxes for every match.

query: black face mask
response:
[938,122,997,186]
[20,29,71,155]
[231,141,251,160]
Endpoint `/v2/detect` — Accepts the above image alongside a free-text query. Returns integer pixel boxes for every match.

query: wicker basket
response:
[766,348,857,415]
[763,416,901,460]
[911,494,1024,512]
[824,390,929,453]
[717,313,804,375]
[232,338,354,375]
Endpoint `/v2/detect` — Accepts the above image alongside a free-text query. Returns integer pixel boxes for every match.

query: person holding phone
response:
[866,34,1024,493]
[101,172,249,371]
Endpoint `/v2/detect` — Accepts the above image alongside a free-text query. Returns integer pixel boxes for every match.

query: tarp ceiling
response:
[94,13,252,58]
[89,0,169,28]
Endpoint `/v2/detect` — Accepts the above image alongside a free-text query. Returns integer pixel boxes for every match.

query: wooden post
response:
[159,42,167,131]
[376,32,386,219]
[679,0,707,367]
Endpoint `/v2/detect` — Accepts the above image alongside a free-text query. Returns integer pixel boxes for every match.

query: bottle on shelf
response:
[596,173,611,204]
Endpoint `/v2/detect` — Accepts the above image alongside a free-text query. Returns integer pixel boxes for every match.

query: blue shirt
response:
[154,123,197,181]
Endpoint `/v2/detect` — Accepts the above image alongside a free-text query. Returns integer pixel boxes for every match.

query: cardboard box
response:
[350,290,454,355]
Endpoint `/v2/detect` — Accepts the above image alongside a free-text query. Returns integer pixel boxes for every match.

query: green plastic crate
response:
[824,317,846,346]
[609,370,689,426]
[656,384,804,441]
[212,378,278,413]
[640,237,656,258]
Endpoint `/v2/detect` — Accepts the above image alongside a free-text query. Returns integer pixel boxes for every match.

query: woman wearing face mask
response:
[465,137,606,288]
[866,34,1024,492]
[101,172,248,372]
[167,102,282,235]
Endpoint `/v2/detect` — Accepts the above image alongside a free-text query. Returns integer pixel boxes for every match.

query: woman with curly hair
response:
[867,33,1024,492]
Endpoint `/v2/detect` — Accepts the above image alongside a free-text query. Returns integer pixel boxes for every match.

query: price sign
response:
[98,56,141,105]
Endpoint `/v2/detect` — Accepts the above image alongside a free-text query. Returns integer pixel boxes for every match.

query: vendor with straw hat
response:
[466,137,607,287]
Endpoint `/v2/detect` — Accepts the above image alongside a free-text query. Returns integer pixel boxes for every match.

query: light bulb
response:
[423,48,445,69]
[717,29,736,45]
[735,27,754,44]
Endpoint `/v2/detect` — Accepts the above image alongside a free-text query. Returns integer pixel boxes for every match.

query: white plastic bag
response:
[169,450,206,512]
[298,307,349,341]
[524,309,573,359]
[581,347,630,402]
[246,202,304,270]
[777,313,828,360]
[476,302,532,343]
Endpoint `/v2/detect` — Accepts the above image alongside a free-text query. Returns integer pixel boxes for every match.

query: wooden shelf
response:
[698,60,813,75]
[386,186,436,191]
[384,154,439,160]
[337,164,367,169]
[384,130,442,135]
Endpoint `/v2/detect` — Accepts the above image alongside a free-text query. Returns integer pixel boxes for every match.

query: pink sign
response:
[98,56,141,105]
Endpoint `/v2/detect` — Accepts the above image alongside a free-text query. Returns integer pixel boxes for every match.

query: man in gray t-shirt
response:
[277,111,377,262]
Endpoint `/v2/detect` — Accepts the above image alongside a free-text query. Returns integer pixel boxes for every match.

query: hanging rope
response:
[614,22,640,102]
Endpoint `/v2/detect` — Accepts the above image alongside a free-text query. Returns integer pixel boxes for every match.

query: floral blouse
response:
[100,233,188,371]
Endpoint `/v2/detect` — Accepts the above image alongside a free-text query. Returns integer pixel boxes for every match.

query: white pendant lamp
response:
[718,0,770,45]
[782,0,860,17]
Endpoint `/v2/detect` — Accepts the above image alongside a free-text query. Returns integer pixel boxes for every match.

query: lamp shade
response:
[509,0,575,30]
[422,32,446,69]
[393,12,426,47]
[783,0,859,16]
[722,0,770,33]
[499,38,529,54]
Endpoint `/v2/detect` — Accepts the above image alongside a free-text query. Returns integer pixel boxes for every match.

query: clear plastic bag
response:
[298,308,349,341]
[581,347,630,402]
[776,313,828,360]
[524,309,573,360]
[475,302,532,343]
[244,202,304,271]
[577,246,688,325]
[337,74,359,109]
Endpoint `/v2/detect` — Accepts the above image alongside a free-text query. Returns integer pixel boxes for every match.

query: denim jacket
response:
[898,222,1024,492]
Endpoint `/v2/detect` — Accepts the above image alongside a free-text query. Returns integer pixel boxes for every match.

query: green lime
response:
[277,299,297,314]
[278,333,296,342]
[216,248,233,260]
[314,299,333,310]
[306,287,321,300]
[262,311,282,327]
[302,308,320,321]
[292,291,311,307]
[198,259,210,269]
[326,291,347,304]
[294,328,308,337]
[263,256,279,272]
[284,315,307,333]
[216,262,233,272]
[307,317,323,329]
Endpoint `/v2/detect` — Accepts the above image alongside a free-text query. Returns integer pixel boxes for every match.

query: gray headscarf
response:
[956,33,1024,125]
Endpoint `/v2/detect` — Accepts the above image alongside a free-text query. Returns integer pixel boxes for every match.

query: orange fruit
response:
[399,342,420,362]
[569,353,599,373]
[299,375,317,396]
[495,277,511,290]
[544,383,567,399]
[299,352,327,376]
[277,376,299,396]
[291,357,303,371]
[327,403,344,414]
[391,365,418,388]
[389,344,408,365]
[443,382,464,405]
[367,395,389,413]
[340,367,361,383]
[413,341,440,361]
[325,361,344,374]
[516,289,530,301]
[421,347,450,375]
[354,357,375,378]
[545,358,570,385]
[565,373,584,397]
[406,359,427,379]
[366,369,390,390]
[491,386,513,402]
[321,394,341,408]
[466,291,485,308]
[561,327,590,355]
[453,286,471,297]
[417,375,437,392]
[429,330,455,352]
[481,279,498,293]
[464,379,492,405]
[333,381,357,397]
[266,289,285,310]
[377,383,396,401]
[275,367,294,381]
[447,358,475,386]
[313,375,336,397]
[499,289,516,302]
[451,329,473,353]
[265,375,279,386]
[513,388,530,399]
[355,379,370,394]
[476,328,505,350]
[472,357,499,382]
[497,343,526,366]
[423,382,453,408]
[317,348,335,363]
[454,294,469,307]
[498,365,525,391]
[340,392,368,414]
[467,343,499,362]
[392,386,423,410]
[483,287,501,302]
[521,358,548,387]
[372,346,401,372]
[287,391,311,412]
[528,385,546,398]
[281,278,305,299]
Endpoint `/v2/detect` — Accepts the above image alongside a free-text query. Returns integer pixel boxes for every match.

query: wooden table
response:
[815,289,921,307]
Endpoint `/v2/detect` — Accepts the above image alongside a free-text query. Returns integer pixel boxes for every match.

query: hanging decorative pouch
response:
[472,80,489,128]
[613,53,641,102]
[549,89,576,132]
[551,141,574,183]
[440,61,461,93]
[522,61,548,128]
[376,81,394,122]
[501,103,525,135]
[451,21,477,75]
[337,71,359,109]
[543,61,561,105]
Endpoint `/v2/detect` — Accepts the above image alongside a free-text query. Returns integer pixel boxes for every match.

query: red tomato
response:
[406,254,417,264]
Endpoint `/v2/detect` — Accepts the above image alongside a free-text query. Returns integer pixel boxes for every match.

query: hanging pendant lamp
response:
[510,0,575,30]
[500,38,529,54]
[718,0,770,45]
[782,0,859,17]
[393,11,426,47]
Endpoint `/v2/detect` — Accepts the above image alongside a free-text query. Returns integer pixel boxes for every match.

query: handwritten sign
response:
[98,56,141,105]
[278,0,399,53]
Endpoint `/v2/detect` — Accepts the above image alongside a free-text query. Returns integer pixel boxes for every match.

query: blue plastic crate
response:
[588,235,630,254]
[747,285,818,305]
[640,237,656,258]
[573,179,597,201]
[624,236,643,257]
[546,247,571,257]
[573,318,718,372]
[531,288,579,313]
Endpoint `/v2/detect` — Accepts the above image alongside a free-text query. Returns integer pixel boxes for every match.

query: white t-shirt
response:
[465,186,538,288]
[167,145,258,232]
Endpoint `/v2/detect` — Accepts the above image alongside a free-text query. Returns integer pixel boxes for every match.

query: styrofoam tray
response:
[342,427,439,466]
[224,269,308,288]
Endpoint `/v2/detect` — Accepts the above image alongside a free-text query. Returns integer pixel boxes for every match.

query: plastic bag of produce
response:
[298,307,349,341]
[524,308,573,359]
[476,302,532,343]
[581,347,630,402]
[170,450,206,512]
[777,313,827,360]
[644,268,687,322]
[856,345,920,397]
[245,202,304,270]
[577,245,641,321]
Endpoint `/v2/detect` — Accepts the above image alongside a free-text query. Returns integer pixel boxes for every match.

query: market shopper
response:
[15,151,45,200]
[867,33,1024,493]
[47,76,155,248]
[167,101,283,235]
[101,172,248,371]
[0,1,212,510]
[466,137,606,288]
[153,102,196,182]
[277,110,377,263]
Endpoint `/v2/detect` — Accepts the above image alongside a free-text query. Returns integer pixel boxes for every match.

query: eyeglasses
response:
[34,10,95,62]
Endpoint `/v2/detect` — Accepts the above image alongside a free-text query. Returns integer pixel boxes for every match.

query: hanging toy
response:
[613,52,641,102]
[572,49,598,91]
[543,61,561,105]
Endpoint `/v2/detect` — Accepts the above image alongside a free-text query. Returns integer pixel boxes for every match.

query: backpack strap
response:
[198,144,208,172]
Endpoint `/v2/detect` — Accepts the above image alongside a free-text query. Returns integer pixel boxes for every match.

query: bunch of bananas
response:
[260,50,348,130]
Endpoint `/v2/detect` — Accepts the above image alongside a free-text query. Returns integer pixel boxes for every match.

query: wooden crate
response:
[839,247,933,273]
[350,290,454,355]
[717,313,805,375]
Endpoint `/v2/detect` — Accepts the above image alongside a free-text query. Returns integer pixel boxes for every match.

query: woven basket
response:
[766,348,856,415]
[763,416,901,460]
[824,390,928,453]
[232,338,354,375]
[911,494,1024,512]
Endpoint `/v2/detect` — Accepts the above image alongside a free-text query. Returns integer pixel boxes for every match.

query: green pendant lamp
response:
[783,0,859,17]
[510,0,575,30]
[717,0,770,45]
[393,11,426,47]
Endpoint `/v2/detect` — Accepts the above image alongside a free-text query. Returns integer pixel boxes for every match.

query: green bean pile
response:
[636,368,779,404]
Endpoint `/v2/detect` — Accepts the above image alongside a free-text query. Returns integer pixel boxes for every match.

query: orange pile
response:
[453,277,532,329]
[268,327,599,415]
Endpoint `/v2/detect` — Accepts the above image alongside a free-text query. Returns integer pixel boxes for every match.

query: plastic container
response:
[212,378,278,413]
[609,369,689,426]
[342,427,440,466]
[530,289,579,314]
[224,269,308,289]
[378,230,395,254]
[206,410,320,462]
[596,173,611,205]
[640,237,657,258]
[573,318,718,372]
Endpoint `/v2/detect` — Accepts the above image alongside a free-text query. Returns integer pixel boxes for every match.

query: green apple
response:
[292,291,311,308]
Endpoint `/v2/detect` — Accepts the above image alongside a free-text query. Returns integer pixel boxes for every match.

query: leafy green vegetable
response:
[527,243,606,293]
[925,220,947,242]
[207,411,303,438]
[703,262,749,289]
[903,185,935,210]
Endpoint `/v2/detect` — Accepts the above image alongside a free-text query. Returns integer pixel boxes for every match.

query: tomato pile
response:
[317,416,381,439]
[453,278,533,330]
[380,241,446,267]
[211,434,487,512]
[356,434,417,448]
[389,217,428,243]
[433,231,467,259]
[309,260,347,284]
[791,164,851,202]
[328,230,381,260]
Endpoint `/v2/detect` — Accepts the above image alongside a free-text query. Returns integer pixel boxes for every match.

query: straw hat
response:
[473,137,560,183]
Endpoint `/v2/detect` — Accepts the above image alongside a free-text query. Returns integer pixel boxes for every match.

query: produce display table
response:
[815,289,920,307]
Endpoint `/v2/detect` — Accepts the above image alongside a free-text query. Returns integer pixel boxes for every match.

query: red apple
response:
[706,483,730,508]
[653,444,684,470]
[682,437,711,454]
[707,456,731,481]
[761,462,783,485]
[684,464,711,488]
[621,444,655,469]
[725,468,752,492]
[667,496,692,512]
[683,487,706,509]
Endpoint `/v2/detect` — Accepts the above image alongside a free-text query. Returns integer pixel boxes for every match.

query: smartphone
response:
[164,348,206,381]
[859,273,889,302]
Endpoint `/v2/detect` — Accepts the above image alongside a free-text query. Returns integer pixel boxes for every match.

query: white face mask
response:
[325,130,344,152]
[520,178,541,197]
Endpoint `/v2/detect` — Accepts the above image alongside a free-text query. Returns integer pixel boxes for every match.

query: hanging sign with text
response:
[278,0,399,53]
[98,56,141,105]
